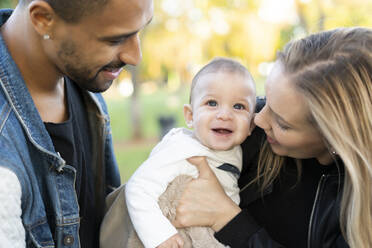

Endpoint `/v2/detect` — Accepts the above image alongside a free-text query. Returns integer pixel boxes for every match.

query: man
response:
[0,0,153,247]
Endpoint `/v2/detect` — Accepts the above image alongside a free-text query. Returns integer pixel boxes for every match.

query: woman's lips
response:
[266,134,278,144]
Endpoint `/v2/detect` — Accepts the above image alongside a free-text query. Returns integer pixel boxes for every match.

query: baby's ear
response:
[247,114,256,135]
[183,104,193,128]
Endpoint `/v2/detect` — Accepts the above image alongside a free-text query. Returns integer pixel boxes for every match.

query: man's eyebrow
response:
[99,17,153,41]
[99,31,139,41]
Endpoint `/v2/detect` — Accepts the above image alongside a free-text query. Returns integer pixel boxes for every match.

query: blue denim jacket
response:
[0,9,121,248]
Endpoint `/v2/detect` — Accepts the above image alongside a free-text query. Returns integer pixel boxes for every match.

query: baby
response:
[100,57,256,248]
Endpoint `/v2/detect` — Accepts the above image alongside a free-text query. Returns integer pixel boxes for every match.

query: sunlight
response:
[118,78,134,97]
[258,0,298,24]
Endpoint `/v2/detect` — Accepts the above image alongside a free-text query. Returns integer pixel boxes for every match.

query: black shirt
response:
[215,101,347,247]
[45,79,99,248]
[246,158,337,247]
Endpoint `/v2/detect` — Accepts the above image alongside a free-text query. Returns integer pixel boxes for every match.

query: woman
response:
[174,27,372,248]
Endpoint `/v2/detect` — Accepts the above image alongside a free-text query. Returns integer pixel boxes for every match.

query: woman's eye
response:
[233,103,245,110]
[277,122,290,131]
[207,100,217,107]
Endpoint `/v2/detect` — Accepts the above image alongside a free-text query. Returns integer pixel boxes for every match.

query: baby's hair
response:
[190,57,254,104]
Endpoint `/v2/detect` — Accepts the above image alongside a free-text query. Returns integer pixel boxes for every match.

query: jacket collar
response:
[0,9,64,168]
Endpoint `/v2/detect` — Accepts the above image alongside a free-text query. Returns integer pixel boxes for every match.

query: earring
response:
[331,150,337,155]
[43,34,50,40]
[186,122,193,128]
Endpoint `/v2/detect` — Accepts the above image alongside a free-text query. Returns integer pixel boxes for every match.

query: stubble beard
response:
[57,40,115,93]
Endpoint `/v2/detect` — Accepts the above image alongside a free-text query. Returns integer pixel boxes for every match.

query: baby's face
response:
[184,71,256,151]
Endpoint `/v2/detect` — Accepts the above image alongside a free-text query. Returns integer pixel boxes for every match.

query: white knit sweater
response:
[0,167,25,248]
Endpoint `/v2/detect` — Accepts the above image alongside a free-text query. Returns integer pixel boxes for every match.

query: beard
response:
[64,63,114,93]
[58,40,125,93]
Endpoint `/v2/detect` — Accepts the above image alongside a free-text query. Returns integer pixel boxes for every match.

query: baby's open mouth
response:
[212,128,232,134]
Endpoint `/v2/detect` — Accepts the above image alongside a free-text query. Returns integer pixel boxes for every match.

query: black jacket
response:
[215,98,349,248]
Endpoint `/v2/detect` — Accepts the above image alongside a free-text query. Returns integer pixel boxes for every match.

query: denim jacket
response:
[0,9,121,248]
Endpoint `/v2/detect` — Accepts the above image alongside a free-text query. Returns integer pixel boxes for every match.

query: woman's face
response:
[254,62,333,165]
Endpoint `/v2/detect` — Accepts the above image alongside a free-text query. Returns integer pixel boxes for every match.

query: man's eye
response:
[207,100,217,107]
[108,40,122,45]
[107,37,129,46]
[233,103,245,110]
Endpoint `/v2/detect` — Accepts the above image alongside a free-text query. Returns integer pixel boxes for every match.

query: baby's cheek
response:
[245,115,254,127]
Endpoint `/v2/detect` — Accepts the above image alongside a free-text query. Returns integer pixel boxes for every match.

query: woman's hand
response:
[173,156,241,232]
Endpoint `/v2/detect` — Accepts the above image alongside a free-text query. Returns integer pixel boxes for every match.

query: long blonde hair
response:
[257,27,372,247]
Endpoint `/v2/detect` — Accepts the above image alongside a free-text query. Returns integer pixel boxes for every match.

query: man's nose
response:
[119,34,142,66]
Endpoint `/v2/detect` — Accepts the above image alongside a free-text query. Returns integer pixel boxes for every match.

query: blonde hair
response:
[256,27,372,247]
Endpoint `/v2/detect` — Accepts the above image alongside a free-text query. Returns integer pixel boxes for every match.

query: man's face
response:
[48,0,153,92]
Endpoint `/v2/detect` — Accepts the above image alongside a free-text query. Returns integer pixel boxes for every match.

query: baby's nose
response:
[216,107,233,120]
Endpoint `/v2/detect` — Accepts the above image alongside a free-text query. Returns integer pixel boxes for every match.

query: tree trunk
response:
[127,65,142,140]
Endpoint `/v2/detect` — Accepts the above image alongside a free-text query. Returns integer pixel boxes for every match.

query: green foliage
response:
[105,87,189,181]
[106,97,132,141]
[0,0,13,8]
[3,0,371,182]
[140,0,372,86]
[106,86,189,141]
[116,143,154,183]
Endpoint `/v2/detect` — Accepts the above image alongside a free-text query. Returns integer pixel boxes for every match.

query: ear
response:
[247,113,256,135]
[183,104,193,128]
[28,1,57,39]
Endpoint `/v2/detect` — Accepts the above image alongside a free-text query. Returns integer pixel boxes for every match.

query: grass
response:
[104,85,189,182]
[114,140,155,182]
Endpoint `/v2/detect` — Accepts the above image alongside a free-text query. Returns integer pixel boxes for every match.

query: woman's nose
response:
[254,105,271,131]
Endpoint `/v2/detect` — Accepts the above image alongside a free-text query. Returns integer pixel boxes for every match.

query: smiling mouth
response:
[101,61,126,73]
[212,128,233,134]
[103,67,122,72]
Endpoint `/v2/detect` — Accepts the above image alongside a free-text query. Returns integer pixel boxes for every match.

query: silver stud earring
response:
[331,150,337,155]
[43,34,50,40]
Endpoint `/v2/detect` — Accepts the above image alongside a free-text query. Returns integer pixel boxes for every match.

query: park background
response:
[1,0,371,182]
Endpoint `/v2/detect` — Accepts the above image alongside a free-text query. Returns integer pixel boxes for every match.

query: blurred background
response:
[1,0,371,182]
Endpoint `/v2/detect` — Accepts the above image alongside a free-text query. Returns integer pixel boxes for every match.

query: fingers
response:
[172,208,189,228]
[176,235,184,248]
[172,219,181,228]
[186,156,205,166]
[186,156,214,179]
[156,234,184,248]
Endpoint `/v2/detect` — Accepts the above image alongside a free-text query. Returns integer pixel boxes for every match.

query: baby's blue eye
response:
[233,103,245,110]
[207,100,217,107]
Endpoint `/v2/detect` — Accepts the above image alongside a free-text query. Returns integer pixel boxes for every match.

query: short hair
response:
[190,57,254,104]
[20,0,109,23]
